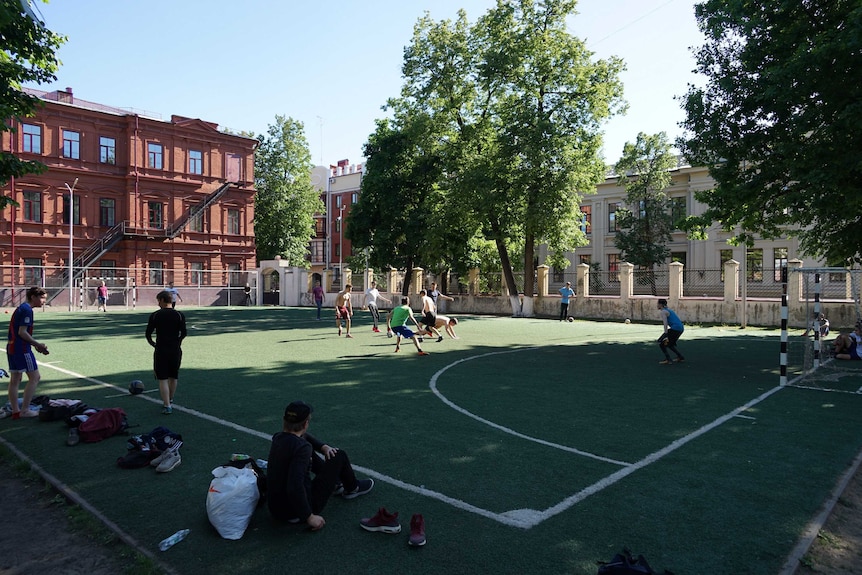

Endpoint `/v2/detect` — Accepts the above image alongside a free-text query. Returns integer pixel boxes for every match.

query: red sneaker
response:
[418,351,429,356]
[408,514,426,546]
[360,508,401,534]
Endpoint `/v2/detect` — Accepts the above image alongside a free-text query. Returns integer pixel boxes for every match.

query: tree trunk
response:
[402,255,414,296]
[492,221,522,316]
[521,234,536,317]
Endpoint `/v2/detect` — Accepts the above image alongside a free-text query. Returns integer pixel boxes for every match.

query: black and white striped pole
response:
[813,273,821,369]
[780,282,788,386]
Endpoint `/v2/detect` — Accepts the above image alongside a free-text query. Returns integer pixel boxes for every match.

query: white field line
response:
[428,348,632,466]
[41,356,787,530]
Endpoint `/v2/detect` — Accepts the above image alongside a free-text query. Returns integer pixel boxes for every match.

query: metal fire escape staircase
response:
[46,181,235,304]
[165,181,234,239]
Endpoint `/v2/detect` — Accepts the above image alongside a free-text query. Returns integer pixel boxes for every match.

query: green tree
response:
[613,132,677,294]
[346,109,453,295]
[253,116,323,265]
[678,1,862,265]
[401,0,625,314]
[1,0,65,208]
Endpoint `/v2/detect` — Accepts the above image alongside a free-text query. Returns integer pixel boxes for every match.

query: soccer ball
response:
[129,380,145,395]
[566,317,574,323]
[624,318,631,324]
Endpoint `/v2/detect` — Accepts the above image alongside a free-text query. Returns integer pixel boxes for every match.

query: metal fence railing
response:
[0,265,259,309]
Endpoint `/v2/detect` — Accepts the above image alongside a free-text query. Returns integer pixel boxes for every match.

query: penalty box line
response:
[41,362,787,530]
[427,347,788,528]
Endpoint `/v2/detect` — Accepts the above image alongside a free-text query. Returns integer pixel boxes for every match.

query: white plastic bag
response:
[206,466,260,540]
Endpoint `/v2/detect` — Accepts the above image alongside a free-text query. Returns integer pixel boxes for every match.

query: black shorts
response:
[423,311,437,327]
[153,348,182,380]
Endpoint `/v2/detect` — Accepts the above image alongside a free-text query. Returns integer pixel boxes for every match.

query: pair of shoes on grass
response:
[360,508,426,546]
[150,448,181,473]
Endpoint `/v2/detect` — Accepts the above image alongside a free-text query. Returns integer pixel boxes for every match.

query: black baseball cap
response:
[284,401,313,423]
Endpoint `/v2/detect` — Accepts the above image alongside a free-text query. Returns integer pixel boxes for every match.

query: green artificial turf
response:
[1,307,861,574]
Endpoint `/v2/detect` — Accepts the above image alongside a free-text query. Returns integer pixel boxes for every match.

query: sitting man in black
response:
[267,401,373,531]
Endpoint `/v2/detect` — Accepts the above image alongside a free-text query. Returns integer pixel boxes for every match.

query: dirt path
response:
[794,462,862,574]
[0,458,148,575]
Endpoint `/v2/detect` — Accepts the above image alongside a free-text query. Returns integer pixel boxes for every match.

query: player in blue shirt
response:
[657,298,685,364]
[5,287,49,419]
[558,282,575,321]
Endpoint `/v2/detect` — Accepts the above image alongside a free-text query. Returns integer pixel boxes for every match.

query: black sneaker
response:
[436,336,443,343]
[342,478,374,499]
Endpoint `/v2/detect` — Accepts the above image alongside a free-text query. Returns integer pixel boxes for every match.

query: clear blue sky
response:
[30,0,703,166]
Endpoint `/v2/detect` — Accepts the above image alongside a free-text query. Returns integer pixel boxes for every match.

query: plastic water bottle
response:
[159,528,190,551]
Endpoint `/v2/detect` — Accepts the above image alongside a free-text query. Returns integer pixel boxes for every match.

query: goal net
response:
[785,268,862,393]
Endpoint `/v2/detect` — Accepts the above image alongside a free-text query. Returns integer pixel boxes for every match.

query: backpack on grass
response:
[77,408,129,443]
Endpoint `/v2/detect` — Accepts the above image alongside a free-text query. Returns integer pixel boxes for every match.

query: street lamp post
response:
[336,207,343,285]
[64,178,78,311]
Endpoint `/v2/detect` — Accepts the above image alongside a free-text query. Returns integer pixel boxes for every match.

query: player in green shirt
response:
[387,297,429,356]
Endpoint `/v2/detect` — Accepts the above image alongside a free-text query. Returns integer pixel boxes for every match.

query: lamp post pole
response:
[337,207,343,285]
[64,178,78,311]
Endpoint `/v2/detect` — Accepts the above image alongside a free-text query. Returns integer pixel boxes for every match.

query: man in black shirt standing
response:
[267,401,373,530]
[145,290,187,415]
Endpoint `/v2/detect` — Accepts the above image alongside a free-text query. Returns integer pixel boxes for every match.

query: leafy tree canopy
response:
[613,132,677,270]
[398,0,625,303]
[253,115,323,265]
[678,0,862,265]
[1,0,65,208]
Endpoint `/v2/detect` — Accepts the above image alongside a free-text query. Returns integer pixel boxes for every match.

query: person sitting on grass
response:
[802,311,830,338]
[387,297,429,356]
[267,401,374,531]
[835,324,862,360]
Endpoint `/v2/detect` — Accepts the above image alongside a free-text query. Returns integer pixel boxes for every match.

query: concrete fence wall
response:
[295,259,859,330]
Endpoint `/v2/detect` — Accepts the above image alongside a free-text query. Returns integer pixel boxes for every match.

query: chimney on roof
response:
[57,87,73,104]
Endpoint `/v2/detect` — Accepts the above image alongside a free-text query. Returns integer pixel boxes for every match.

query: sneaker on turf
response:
[674,357,685,363]
[16,409,39,419]
[149,449,170,467]
[658,360,672,365]
[408,514,426,546]
[156,449,181,473]
[66,428,80,446]
[346,334,353,338]
[436,336,443,343]
[418,351,429,356]
[162,406,172,415]
[342,478,374,499]
[360,507,401,534]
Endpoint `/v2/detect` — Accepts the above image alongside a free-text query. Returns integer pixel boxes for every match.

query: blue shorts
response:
[851,346,861,360]
[7,351,38,373]
[393,325,416,339]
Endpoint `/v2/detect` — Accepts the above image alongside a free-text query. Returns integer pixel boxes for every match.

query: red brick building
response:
[0,88,257,300]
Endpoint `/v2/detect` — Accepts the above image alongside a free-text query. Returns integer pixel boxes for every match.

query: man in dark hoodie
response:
[267,401,374,530]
